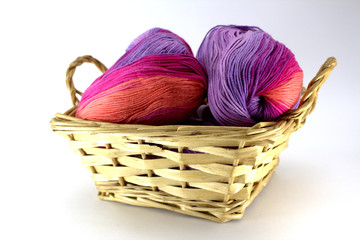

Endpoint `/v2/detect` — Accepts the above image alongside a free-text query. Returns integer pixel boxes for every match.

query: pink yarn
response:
[76,47,206,124]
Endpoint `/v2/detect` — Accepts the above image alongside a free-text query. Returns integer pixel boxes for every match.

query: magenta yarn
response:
[196,25,303,126]
[78,28,194,106]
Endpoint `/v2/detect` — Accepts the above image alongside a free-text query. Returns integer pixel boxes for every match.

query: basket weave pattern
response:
[51,56,336,223]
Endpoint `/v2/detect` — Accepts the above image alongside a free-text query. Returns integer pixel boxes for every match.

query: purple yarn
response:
[196,25,303,126]
[125,28,169,52]
[107,28,193,74]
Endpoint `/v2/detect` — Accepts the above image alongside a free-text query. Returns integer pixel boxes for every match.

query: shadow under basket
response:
[50,56,337,223]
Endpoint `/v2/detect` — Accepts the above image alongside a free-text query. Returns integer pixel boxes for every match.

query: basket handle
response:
[66,55,108,107]
[280,57,337,121]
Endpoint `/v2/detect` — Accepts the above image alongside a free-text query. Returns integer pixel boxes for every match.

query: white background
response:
[1,0,359,239]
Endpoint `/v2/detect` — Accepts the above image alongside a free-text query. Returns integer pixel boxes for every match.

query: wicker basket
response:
[50,56,336,223]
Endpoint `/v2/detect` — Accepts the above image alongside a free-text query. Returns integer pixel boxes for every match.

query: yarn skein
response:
[197,25,303,126]
[79,28,194,104]
[76,28,207,125]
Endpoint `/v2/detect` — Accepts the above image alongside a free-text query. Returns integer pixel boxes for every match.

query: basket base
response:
[96,159,278,223]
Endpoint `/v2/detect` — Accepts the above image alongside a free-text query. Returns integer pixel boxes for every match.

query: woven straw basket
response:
[50,56,336,223]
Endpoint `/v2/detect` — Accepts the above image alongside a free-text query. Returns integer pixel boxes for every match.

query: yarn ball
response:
[196,25,303,126]
[75,28,207,125]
